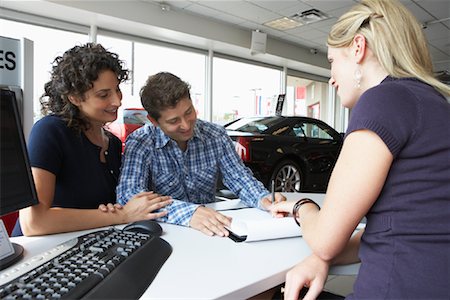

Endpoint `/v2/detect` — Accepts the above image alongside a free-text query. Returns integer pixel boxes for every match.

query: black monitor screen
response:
[0,88,38,216]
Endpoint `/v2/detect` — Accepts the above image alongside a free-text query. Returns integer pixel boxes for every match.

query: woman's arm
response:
[270,129,392,262]
[19,168,171,236]
[298,129,393,261]
[331,229,363,265]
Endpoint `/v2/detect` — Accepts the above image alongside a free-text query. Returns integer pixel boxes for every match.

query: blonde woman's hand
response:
[268,199,296,218]
[260,192,288,217]
[283,254,329,300]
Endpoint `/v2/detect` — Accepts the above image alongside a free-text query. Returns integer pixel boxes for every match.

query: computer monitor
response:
[0,87,39,270]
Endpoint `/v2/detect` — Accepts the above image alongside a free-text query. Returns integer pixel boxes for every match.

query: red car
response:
[105,108,150,152]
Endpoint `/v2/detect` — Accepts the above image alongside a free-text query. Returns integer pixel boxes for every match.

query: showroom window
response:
[97,33,209,120]
[1,17,342,128]
[212,56,282,125]
[96,35,134,103]
[286,74,331,123]
[0,18,88,121]
[133,41,207,120]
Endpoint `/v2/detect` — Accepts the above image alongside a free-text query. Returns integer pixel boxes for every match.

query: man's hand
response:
[121,192,172,223]
[189,206,232,237]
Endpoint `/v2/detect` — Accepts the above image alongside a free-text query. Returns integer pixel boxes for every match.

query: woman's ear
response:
[68,95,81,107]
[353,34,366,64]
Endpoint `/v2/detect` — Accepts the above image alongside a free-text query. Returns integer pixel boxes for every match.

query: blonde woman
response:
[270,0,450,299]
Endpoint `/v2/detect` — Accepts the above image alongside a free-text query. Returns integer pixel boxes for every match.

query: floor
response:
[324,275,356,296]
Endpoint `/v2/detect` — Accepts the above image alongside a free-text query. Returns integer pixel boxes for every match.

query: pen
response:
[271,179,275,204]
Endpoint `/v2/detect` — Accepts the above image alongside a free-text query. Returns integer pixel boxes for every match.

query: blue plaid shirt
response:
[117,119,269,226]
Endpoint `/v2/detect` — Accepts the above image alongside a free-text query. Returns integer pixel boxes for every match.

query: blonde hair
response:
[328,0,450,96]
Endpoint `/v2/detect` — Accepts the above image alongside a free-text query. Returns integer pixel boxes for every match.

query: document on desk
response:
[223,208,301,242]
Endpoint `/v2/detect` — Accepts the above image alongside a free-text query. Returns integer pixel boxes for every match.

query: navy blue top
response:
[12,115,121,236]
[346,77,450,299]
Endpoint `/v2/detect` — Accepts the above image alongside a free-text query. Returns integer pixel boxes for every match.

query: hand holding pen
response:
[260,179,287,215]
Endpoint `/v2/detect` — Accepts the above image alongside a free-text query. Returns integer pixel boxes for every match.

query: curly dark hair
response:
[40,43,129,132]
[140,72,191,120]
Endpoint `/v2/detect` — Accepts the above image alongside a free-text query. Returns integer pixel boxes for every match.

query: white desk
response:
[5,193,360,299]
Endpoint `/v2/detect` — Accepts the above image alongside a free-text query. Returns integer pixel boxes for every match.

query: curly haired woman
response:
[14,43,171,236]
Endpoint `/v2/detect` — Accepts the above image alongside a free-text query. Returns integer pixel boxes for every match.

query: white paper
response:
[228,214,302,242]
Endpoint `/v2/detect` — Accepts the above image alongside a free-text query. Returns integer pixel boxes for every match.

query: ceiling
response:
[0,0,448,81]
[142,0,450,74]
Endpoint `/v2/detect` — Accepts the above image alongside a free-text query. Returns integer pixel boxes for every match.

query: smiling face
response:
[150,97,197,150]
[328,46,362,109]
[71,70,122,127]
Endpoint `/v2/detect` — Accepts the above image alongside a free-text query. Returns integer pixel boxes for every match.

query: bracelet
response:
[292,198,320,227]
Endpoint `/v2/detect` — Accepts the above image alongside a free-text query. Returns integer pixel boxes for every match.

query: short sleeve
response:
[346,82,419,157]
[28,116,67,175]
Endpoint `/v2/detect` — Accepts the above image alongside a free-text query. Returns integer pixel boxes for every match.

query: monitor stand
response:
[0,220,24,270]
[0,243,24,271]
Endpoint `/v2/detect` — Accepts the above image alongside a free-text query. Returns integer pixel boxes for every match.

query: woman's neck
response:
[84,126,107,148]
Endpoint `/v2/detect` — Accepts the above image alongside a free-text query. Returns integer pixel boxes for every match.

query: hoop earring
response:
[354,67,362,89]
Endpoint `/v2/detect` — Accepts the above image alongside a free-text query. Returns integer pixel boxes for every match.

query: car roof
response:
[225,115,341,138]
[225,115,328,129]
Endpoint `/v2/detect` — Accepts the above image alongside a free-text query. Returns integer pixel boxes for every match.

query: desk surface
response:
[6,193,360,299]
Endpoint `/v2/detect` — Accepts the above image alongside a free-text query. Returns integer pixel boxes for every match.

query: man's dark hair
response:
[140,72,191,120]
[40,42,129,132]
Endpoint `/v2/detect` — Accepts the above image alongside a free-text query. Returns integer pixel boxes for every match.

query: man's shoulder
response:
[128,123,157,141]
[196,119,226,138]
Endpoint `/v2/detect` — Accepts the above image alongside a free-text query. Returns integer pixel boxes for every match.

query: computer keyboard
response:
[0,227,172,299]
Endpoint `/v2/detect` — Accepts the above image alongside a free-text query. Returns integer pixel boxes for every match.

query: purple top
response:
[346,77,450,299]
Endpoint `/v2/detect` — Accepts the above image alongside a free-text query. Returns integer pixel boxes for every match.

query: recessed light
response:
[264,17,302,31]
[160,3,171,12]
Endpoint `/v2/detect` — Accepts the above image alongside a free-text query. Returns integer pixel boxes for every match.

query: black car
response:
[224,116,343,193]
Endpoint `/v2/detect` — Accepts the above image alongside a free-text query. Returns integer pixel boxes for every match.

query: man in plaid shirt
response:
[117,72,285,237]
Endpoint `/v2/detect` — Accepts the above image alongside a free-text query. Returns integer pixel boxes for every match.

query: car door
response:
[293,120,342,189]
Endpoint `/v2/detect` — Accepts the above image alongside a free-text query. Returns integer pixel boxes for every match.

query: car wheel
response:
[271,160,303,192]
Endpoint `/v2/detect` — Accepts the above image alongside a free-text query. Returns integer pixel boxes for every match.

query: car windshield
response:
[225,117,281,134]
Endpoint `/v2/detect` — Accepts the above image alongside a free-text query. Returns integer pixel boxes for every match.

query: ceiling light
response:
[264,17,302,31]
[291,9,329,24]
[160,3,171,12]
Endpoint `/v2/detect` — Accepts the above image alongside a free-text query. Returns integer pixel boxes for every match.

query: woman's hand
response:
[260,193,287,217]
[98,203,123,212]
[121,191,172,223]
[268,199,297,218]
[283,254,330,300]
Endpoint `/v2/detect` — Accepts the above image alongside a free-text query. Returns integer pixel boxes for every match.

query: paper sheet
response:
[229,217,302,242]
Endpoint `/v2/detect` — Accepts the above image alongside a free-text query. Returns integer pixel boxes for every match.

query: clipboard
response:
[227,230,247,243]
